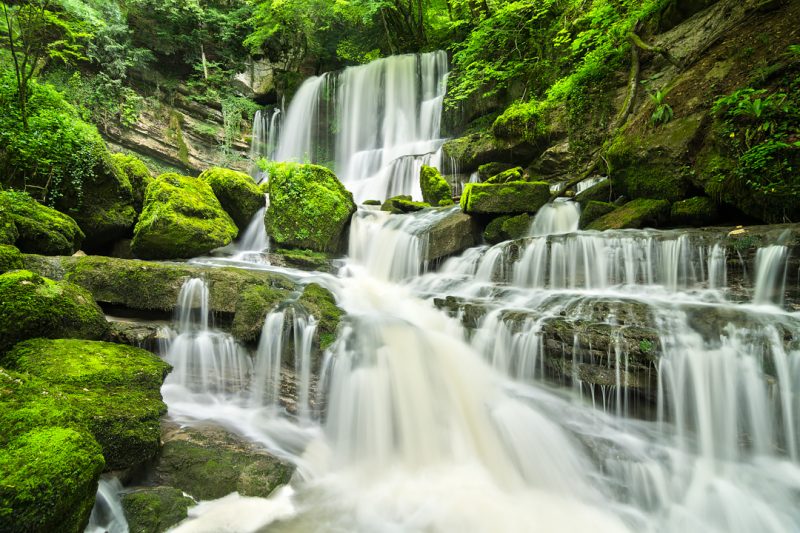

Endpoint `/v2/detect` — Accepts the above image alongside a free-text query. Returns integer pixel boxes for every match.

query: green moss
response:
[0,212,17,245]
[112,153,153,213]
[419,165,453,206]
[670,196,719,227]
[0,245,22,273]
[298,283,343,351]
[0,270,108,353]
[275,248,332,271]
[0,190,84,255]
[574,179,612,204]
[460,181,550,215]
[132,173,238,259]
[442,131,509,172]
[230,285,287,344]
[485,167,525,184]
[579,201,615,228]
[483,214,531,244]
[0,427,105,533]
[381,195,431,214]
[199,167,265,230]
[477,162,514,182]
[362,199,382,206]
[586,198,671,231]
[265,163,356,253]
[492,100,548,144]
[121,487,194,533]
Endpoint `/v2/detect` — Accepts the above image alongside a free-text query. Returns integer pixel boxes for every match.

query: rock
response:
[121,487,194,533]
[579,201,615,228]
[574,178,613,204]
[229,285,293,345]
[484,214,531,244]
[485,167,525,184]
[419,165,453,206]
[586,199,671,231]
[477,162,515,182]
[0,190,84,255]
[0,270,108,353]
[608,113,705,203]
[381,195,430,214]
[426,209,482,261]
[132,173,238,259]
[460,181,550,215]
[670,196,719,227]
[297,283,344,351]
[442,131,539,174]
[112,153,153,214]
[272,248,334,272]
[0,245,22,273]
[155,424,293,500]
[198,167,265,231]
[3,339,170,470]
[362,199,382,206]
[0,426,105,533]
[107,319,171,352]
[527,141,574,178]
[265,163,356,253]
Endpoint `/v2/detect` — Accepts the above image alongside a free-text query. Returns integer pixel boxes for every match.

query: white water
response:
[85,478,128,533]
[268,52,449,202]
[249,108,281,180]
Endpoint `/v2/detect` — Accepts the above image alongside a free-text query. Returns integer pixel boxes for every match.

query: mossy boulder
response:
[298,283,343,351]
[3,339,170,470]
[425,209,482,261]
[265,163,356,253]
[0,270,108,353]
[121,487,194,533]
[477,162,515,182]
[419,165,453,206]
[199,167,265,230]
[0,426,105,533]
[132,173,238,259]
[0,245,22,273]
[484,213,532,244]
[574,178,613,204]
[0,190,84,255]
[230,285,289,344]
[670,196,720,227]
[381,195,430,214]
[586,199,671,231]
[155,425,293,500]
[607,114,705,203]
[579,201,616,228]
[442,131,538,174]
[112,153,153,213]
[274,248,332,272]
[460,181,550,215]
[485,167,525,184]
[362,199,382,206]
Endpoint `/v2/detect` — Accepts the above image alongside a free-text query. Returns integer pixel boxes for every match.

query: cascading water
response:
[85,478,128,533]
[249,108,281,180]
[270,51,449,202]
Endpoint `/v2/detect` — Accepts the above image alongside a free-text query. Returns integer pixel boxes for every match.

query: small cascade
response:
[274,52,449,201]
[752,244,789,306]
[576,176,607,193]
[85,478,128,533]
[528,201,580,236]
[249,108,282,180]
[233,196,270,263]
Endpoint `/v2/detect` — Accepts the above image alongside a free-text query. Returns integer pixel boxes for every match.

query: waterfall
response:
[272,52,449,202]
[250,108,281,180]
[752,244,789,306]
[85,478,128,533]
[528,201,581,236]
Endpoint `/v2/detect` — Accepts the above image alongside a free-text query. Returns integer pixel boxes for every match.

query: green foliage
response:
[492,99,548,143]
[649,89,673,126]
[221,96,261,161]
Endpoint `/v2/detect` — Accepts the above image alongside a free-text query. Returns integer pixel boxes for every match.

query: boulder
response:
[3,339,170,470]
[0,245,22,273]
[111,153,153,213]
[381,195,430,214]
[0,270,108,353]
[484,214,531,244]
[670,196,720,227]
[586,199,671,231]
[460,181,550,215]
[485,167,525,184]
[419,165,453,206]
[442,131,539,174]
[0,190,84,255]
[579,201,615,228]
[477,162,515,182]
[121,487,194,533]
[527,140,574,178]
[265,163,356,253]
[271,248,334,272]
[198,167,265,230]
[132,173,238,259]
[426,209,482,261]
[297,283,344,351]
[575,179,613,204]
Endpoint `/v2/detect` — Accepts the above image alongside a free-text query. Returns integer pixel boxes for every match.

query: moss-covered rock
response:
[230,285,288,344]
[0,211,17,245]
[274,248,332,271]
[0,190,84,255]
[362,199,381,206]
[419,165,453,206]
[297,283,343,351]
[3,339,170,470]
[0,270,108,353]
[607,114,705,203]
[670,196,720,227]
[442,131,538,174]
[121,487,194,533]
[0,426,105,533]
[265,163,356,253]
[155,425,293,500]
[0,245,22,273]
[460,181,550,215]
[491,100,550,146]
[586,199,671,231]
[477,162,515,182]
[483,213,531,244]
[132,173,238,259]
[485,167,525,184]
[199,167,265,230]
[579,201,616,228]
[381,195,431,214]
[574,178,612,204]
[112,153,153,214]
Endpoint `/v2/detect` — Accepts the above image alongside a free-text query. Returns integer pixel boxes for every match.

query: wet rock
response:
[442,131,539,174]
[425,209,482,262]
[419,165,454,206]
[579,201,615,228]
[107,319,171,352]
[121,486,194,533]
[670,196,720,227]
[484,214,531,244]
[460,181,550,215]
[586,199,671,230]
[381,195,430,214]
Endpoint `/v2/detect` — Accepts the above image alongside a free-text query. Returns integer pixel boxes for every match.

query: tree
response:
[1,0,90,129]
